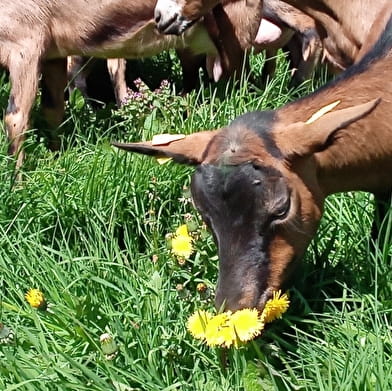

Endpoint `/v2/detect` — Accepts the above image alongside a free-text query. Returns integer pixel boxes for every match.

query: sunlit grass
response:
[0,50,391,390]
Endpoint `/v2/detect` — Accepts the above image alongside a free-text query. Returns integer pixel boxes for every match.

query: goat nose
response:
[154,9,161,24]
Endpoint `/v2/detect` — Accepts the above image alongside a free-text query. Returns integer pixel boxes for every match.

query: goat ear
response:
[112,130,220,165]
[276,98,380,158]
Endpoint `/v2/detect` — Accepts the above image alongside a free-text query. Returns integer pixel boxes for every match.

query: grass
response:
[0,50,391,390]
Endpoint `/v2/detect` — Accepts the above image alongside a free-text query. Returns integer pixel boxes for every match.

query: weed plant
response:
[0,50,390,390]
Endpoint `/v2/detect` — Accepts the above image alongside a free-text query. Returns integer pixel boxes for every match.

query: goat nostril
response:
[154,10,161,24]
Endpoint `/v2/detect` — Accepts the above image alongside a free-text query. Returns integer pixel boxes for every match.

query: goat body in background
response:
[114,15,392,313]
[254,0,323,85]
[284,0,392,69]
[68,0,323,111]
[154,0,391,69]
[1,0,262,171]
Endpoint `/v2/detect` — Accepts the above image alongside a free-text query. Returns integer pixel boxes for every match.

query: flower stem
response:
[251,340,266,362]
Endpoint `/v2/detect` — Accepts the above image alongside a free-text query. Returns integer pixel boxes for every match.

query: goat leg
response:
[67,56,89,97]
[41,58,68,152]
[107,58,128,107]
[5,55,40,171]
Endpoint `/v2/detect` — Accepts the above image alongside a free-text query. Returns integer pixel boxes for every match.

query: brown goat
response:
[113,15,392,312]
[154,0,391,68]
[2,0,256,171]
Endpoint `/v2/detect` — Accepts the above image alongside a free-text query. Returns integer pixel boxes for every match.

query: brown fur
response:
[284,0,392,69]
[183,0,222,20]
[355,2,392,61]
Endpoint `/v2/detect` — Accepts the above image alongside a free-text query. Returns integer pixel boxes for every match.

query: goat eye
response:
[273,198,290,220]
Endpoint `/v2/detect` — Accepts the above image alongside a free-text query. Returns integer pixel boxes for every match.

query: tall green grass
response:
[0,51,391,390]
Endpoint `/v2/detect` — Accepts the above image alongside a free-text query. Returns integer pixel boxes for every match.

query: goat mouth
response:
[156,13,179,34]
[157,15,196,35]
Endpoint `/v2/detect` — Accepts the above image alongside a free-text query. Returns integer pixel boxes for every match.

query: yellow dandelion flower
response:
[262,290,290,323]
[171,224,193,258]
[25,288,47,310]
[216,323,237,348]
[175,224,189,237]
[204,312,236,348]
[172,236,193,258]
[187,310,212,340]
[187,290,289,348]
[231,308,265,342]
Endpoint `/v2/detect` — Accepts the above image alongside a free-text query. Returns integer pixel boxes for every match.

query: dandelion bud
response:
[196,283,207,293]
[100,333,118,360]
[177,257,186,266]
[176,283,189,299]
[0,323,15,345]
[186,220,198,233]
